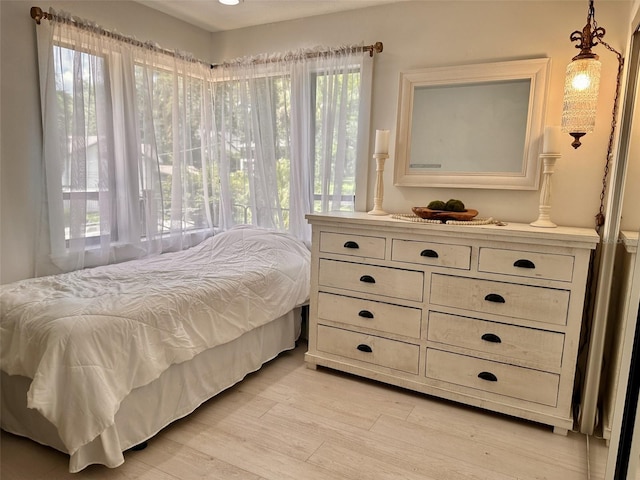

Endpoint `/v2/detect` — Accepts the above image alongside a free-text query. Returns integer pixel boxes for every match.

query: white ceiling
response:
[134,0,403,33]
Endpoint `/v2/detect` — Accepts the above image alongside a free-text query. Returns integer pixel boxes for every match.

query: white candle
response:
[374,129,390,155]
[543,126,562,154]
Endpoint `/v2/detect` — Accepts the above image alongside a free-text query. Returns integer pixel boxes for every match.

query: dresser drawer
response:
[427,311,564,369]
[478,248,574,282]
[319,259,424,302]
[317,325,420,374]
[320,232,385,259]
[430,274,570,326]
[391,239,471,270]
[425,349,559,406]
[318,292,422,338]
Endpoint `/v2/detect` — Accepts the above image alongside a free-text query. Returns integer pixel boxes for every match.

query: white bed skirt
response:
[1,308,301,473]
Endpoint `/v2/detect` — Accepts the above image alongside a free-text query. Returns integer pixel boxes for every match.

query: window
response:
[135,64,209,235]
[212,73,293,229]
[313,68,361,213]
[210,60,364,236]
[37,18,370,272]
[54,45,113,244]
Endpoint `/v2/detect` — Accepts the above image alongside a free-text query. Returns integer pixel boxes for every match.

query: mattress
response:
[0,226,310,470]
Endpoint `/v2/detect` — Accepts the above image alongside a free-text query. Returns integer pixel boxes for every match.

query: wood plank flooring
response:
[1,342,609,479]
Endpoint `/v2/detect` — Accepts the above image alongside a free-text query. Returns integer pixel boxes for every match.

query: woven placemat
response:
[391,214,500,226]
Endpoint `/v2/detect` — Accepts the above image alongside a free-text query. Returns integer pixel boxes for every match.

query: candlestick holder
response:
[530,153,561,228]
[368,153,389,216]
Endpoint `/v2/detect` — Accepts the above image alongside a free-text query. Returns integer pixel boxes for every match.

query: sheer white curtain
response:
[208,46,370,244]
[35,13,213,274]
[35,11,372,273]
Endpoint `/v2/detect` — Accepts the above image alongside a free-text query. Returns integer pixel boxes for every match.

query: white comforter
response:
[0,226,310,455]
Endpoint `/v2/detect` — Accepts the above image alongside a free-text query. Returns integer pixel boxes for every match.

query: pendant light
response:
[561,0,605,149]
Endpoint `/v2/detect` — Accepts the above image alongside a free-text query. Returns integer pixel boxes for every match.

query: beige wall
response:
[211,0,635,229]
[0,0,635,283]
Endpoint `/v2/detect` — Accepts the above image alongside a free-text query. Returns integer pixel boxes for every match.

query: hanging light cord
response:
[591,16,624,233]
[593,43,624,232]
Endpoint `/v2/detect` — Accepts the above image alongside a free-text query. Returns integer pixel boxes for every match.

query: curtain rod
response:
[30,6,383,68]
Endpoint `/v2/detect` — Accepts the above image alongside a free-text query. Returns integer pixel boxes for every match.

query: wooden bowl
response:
[411,207,479,221]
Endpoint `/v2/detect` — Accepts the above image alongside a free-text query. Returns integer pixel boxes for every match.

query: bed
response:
[0,225,310,472]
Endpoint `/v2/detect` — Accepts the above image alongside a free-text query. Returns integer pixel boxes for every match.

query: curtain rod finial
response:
[31,6,44,24]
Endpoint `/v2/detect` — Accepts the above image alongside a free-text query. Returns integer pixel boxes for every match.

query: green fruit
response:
[427,200,446,210]
[444,199,465,212]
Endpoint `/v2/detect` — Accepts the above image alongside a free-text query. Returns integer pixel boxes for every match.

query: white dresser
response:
[305,212,599,433]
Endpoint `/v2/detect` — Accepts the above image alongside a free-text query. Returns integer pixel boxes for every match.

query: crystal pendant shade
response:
[561,58,602,134]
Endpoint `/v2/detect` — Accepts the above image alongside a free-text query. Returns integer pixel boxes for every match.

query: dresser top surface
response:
[306,212,599,249]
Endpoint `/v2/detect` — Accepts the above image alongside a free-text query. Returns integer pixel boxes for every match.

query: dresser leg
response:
[306,362,318,370]
[553,426,569,436]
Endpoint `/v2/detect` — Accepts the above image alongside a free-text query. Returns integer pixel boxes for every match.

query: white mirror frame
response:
[393,58,550,190]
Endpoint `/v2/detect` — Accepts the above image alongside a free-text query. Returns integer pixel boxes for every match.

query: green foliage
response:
[426,199,466,211]
[313,70,359,211]
[427,200,447,210]
[445,199,466,212]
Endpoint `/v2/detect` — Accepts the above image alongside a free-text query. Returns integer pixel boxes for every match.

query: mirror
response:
[393,58,550,190]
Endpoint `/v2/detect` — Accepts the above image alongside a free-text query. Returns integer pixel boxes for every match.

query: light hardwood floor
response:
[1,342,609,480]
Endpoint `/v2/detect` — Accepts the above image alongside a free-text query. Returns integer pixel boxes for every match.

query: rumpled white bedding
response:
[0,226,310,456]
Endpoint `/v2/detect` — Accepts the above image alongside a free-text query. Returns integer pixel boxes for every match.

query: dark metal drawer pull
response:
[357,344,373,353]
[358,310,374,319]
[478,371,498,382]
[420,249,439,258]
[484,293,505,303]
[359,275,376,284]
[481,333,502,343]
[514,259,536,269]
[344,241,360,249]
